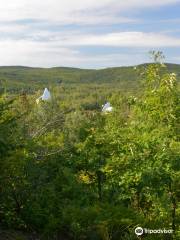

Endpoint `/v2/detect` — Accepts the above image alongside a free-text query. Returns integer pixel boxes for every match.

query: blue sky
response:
[0,0,180,68]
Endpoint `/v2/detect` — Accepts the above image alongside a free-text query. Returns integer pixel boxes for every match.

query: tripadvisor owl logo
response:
[135,227,144,236]
[134,226,173,236]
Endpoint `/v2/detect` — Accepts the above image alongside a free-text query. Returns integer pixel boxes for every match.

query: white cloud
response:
[0,0,180,24]
[24,31,180,47]
[0,31,179,67]
[0,1,180,67]
[0,40,80,67]
[0,24,27,34]
[66,32,180,47]
[0,39,149,68]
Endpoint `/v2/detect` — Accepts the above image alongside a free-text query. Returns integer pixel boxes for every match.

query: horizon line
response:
[0,62,179,70]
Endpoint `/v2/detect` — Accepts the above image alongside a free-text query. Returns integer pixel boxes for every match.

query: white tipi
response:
[36,88,51,104]
[102,102,113,113]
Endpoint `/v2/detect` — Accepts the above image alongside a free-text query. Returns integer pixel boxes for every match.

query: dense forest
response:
[0,54,179,239]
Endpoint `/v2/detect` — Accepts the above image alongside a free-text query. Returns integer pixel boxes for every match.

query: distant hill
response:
[0,63,179,93]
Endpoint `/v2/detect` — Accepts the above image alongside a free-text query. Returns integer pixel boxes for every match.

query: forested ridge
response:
[0,63,180,93]
[0,56,179,239]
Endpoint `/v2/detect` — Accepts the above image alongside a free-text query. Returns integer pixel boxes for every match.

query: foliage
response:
[0,55,179,239]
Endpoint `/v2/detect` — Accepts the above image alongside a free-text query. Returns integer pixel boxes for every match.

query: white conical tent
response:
[36,88,51,104]
[41,88,51,100]
[102,102,113,112]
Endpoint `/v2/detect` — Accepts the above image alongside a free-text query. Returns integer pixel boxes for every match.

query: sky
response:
[0,0,180,68]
